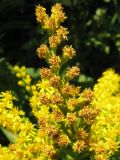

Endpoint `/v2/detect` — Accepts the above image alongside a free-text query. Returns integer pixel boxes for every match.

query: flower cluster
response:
[0,91,25,133]
[0,91,38,160]
[13,65,37,94]
[90,69,120,160]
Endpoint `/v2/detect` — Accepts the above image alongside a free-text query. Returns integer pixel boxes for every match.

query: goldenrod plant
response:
[90,69,120,160]
[0,3,120,160]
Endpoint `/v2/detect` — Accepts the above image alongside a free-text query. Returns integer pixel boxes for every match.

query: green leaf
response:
[77,74,94,83]
[0,127,17,143]
[26,68,39,79]
[76,74,94,88]
[104,46,110,54]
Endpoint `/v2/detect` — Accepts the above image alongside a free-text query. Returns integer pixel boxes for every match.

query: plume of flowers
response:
[29,3,98,159]
[90,69,120,160]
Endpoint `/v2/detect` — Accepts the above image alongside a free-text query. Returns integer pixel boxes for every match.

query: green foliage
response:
[0,58,15,91]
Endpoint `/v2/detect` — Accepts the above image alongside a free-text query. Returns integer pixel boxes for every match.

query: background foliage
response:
[0,0,120,80]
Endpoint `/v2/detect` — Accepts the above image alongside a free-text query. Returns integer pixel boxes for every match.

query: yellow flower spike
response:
[14,66,26,78]
[13,65,35,94]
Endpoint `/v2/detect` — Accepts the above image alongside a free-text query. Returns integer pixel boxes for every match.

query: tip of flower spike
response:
[35,3,67,31]
[51,3,67,23]
[51,3,63,13]
[35,5,48,24]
